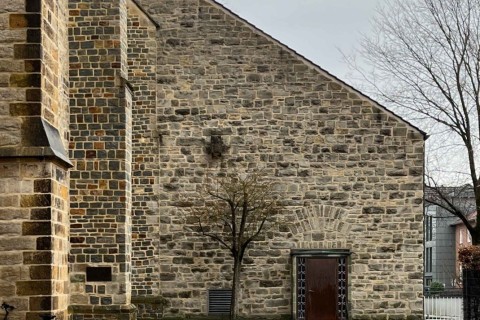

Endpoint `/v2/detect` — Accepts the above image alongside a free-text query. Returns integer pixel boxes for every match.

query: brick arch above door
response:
[289,205,351,249]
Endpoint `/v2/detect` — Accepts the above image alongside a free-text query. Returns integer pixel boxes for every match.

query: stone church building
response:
[0,0,425,319]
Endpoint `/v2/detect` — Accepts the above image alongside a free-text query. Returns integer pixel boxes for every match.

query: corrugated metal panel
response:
[208,289,232,315]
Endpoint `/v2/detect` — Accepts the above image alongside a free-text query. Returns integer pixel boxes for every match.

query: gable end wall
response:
[134,0,424,319]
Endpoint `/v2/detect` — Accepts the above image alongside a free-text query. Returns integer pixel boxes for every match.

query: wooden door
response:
[305,258,338,320]
[295,254,348,320]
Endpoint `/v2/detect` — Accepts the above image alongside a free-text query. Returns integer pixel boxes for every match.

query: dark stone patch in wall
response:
[22,221,52,235]
[362,207,386,214]
[14,44,41,59]
[16,280,51,295]
[9,74,41,87]
[34,179,51,193]
[24,60,41,73]
[29,296,52,311]
[157,76,176,84]
[259,280,283,287]
[166,38,188,47]
[29,265,52,279]
[31,208,52,220]
[26,88,41,101]
[20,195,51,208]
[10,103,41,116]
[36,237,52,250]
[172,257,194,264]
[27,29,42,43]
[23,251,53,264]
[332,144,348,153]
[25,0,41,13]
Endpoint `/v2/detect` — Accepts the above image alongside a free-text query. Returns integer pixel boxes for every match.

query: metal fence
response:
[424,296,463,320]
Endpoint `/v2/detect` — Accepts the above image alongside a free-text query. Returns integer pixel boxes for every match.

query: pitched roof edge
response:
[208,0,427,139]
[129,0,160,29]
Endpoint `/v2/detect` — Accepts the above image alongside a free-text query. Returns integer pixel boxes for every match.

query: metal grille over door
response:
[338,257,348,319]
[297,257,307,320]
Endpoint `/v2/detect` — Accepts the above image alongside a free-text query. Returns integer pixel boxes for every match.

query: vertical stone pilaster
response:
[68,0,134,318]
[0,159,70,320]
[0,0,71,319]
[126,0,160,299]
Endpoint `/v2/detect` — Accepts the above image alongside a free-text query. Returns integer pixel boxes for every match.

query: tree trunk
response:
[230,257,242,320]
[472,230,480,246]
[474,194,480,245]
[463,268,480,319]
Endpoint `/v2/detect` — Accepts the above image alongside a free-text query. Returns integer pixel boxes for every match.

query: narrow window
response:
[425,247,433,273]
[425,215,433,241]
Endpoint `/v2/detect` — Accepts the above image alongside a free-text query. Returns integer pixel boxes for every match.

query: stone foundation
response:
[69,305,137,320]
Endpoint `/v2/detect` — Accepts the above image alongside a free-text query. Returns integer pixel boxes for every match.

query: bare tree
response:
[191,170,281,320]
[349,0,480,243]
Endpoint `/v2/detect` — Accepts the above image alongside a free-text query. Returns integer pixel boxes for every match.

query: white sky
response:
[216,0,384,82]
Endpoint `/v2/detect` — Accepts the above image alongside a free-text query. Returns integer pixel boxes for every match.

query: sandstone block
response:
[0,117,21,146]
[0,0,24,13]
[16,280,51,295]
[0,222,21,235]
[9,13,41,28]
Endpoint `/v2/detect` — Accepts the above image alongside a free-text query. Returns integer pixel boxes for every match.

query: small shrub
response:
[429,281,444,295]
[459,245,480,270]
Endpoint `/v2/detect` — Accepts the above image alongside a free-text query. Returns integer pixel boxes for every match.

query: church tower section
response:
[68,0,135,319]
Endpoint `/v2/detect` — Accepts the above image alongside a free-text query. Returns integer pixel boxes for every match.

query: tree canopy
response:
[191,170,282,319]
[349,0,480,242]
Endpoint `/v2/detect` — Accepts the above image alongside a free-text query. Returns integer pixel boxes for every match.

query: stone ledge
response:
[0,147,72,168]
[69,304,137,315]
[132,295,169,305]
[0,117,72,168]
[161,316,289,320]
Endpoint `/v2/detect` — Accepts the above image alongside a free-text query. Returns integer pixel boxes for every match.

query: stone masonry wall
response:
[126,1,160,298]
[0,0,70,319]
[136,1,425,319]
[0,0,40,151]
[68,0,134,318]
[0,160,70,320]
[41,0,70,149]
[0,0,69,153]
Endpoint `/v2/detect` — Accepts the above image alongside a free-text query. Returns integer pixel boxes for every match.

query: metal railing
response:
[424,296,463,319]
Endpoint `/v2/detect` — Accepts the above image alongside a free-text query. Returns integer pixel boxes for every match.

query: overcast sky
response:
[216,0,383,82]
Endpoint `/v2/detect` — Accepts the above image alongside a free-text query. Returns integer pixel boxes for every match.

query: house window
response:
[460,230,464,244]
[424,276,433,295]
[468,231,472,243]
[425,215,433,241]
[425,247,433,273]
[425,277,433,287]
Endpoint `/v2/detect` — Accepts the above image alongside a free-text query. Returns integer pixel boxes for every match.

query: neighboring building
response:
[424,204,459,290]
[0,1,425,320]
[424,186,476,291]
[451,211,476,281]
